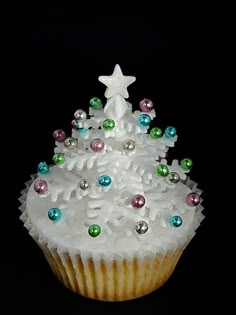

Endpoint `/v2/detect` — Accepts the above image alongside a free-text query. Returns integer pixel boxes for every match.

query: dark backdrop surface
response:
[1,14,225,314]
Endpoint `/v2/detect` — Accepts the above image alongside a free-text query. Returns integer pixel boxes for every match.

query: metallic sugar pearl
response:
[186,193,200,206]
[98,175,112,187]
[180,158,193,171]
[71,119,78,130]
[74,109,87,121]
[79,179,91,190]
[48,208,62,222]
[156,164,169,177]
[135,221,148,234]
[90,97,103,110]
[37,161,49,174]
[139,98,154,112]
[167,172,180,184]
[123,139,135,152]
[131,194,145,208]
[64,137,78,150]
[170,215,183,227]
[103,119,115,131]
[90,138,105,152]
[53,129,66,142]
[150,127,162,139]
[52,153,65,165]
[88,224,101,237]
[34,179,48,195]
[137,114,151,128]
[165,126,176,139]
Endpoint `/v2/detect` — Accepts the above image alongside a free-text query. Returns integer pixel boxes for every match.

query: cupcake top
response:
[20,65,204,259]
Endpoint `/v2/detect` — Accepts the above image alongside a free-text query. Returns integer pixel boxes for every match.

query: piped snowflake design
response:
[19,64,204,248]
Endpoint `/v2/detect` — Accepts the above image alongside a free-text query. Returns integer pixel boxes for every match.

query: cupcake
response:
[19,64,204,301]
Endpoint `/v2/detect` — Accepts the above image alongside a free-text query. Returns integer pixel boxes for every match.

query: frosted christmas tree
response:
[32,64,202,237]
[20,64,204,301]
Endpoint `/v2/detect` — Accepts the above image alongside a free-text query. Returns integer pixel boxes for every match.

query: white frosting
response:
[23,173,203,256]
[104,95,128,120]
[19,65,204,260]
[20,164,204,259]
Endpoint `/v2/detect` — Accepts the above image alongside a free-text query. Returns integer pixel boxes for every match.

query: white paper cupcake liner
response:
[39,243,184,301]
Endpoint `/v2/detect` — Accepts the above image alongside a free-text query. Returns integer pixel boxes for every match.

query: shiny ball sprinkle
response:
[150,127,162,139]
[131,194,145,208]
[186,193,200,206]
[170,215,183,227]
[34,179,48,195]
[138,114,151,128]
[79,179,91,190]
[135,221,149,234]
[71,119,78,130]
[139,98,154,112]
[98,175,112,187]
[123,139,135,152]
[53,129,66,142]
[74,109,87,121]
[64,137,78,150]
[74,121,88,133]
[180,158,193,171]
[103,119,115,131]
[88,224,101,237]
[78,127,88,134]
[90,138,105,152]
[37,161,49,174]
[90,97,103,110]
[167,172,180,184]
[52,153,65,165]
[48,208,62,222]
[165,126,176,139]
[156,164,169,177]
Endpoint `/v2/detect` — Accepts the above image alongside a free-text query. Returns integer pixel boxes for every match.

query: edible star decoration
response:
[98,64,136,99]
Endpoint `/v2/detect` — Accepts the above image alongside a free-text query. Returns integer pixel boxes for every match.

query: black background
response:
[1,13,226,314]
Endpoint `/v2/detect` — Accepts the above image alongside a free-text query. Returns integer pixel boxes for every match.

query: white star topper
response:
[98,64,136,99]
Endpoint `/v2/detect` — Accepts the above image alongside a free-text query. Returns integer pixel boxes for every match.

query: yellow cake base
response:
[41,245,183,301]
